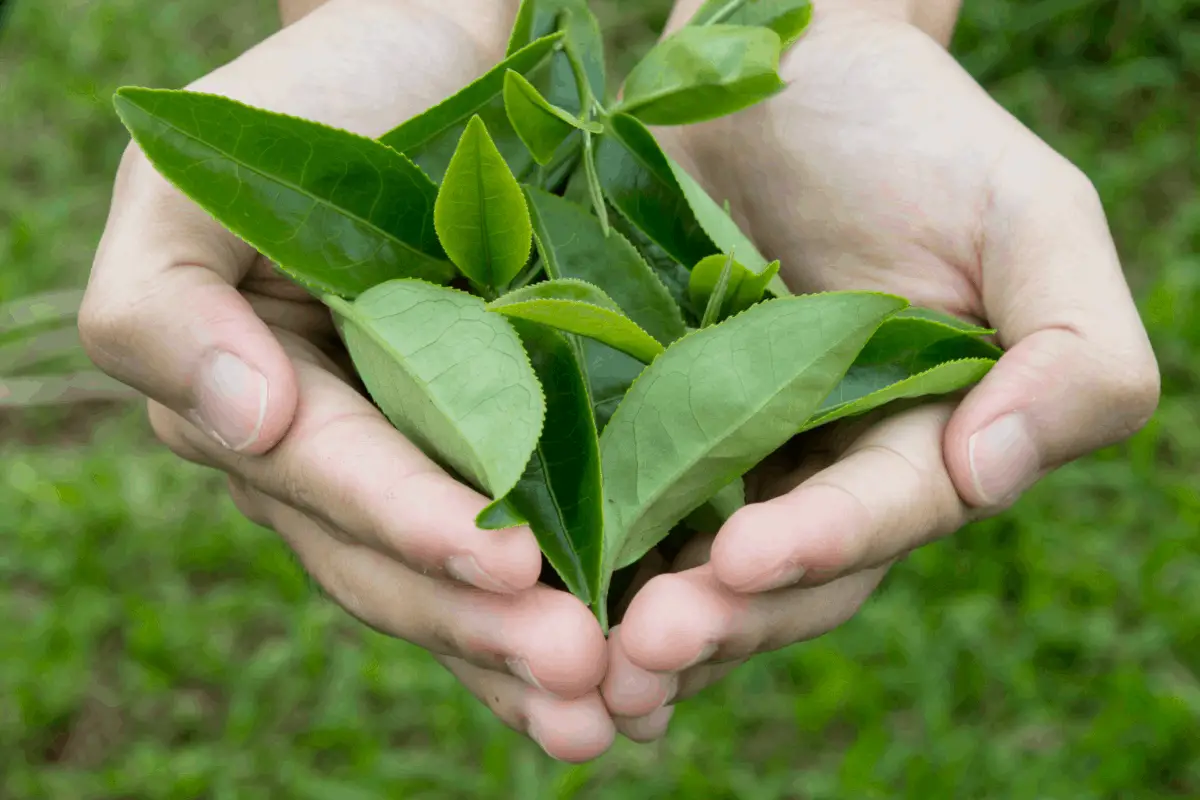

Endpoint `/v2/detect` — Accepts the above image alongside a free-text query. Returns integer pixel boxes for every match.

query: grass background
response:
[2,0,1198,797]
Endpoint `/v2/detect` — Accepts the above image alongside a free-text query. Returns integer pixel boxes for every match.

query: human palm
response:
[602,5,1159,732]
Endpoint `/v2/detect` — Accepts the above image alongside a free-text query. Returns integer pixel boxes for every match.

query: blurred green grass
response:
[2,0,1199,796]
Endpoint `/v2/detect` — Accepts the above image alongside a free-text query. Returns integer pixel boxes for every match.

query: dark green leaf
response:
[522,186,686,345]
[690,254,782,319]
[617,25,786,126]
[489,279,666,363]
[684,477,746,532]
[113,87,454,298]
[434,116,533,288]
[379,34,562,182]
[601,292,907,577]
[504,69,602,166]
[507,0,606,105]
[595,113,713,269]
[580,338,645,434]
[327,280,544,500]
[477,322,604,605]
[688,0,814,47]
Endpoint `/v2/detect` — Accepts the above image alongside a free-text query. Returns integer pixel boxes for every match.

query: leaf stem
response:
[703,0,748,25]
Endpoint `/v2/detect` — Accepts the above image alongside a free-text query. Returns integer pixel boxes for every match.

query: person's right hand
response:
[78,0,614,762]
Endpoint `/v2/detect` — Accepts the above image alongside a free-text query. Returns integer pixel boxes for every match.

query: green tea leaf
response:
[684,477,746,532]
[522,186,686,345]
[597,113,786,297]
[504,70,602,166]
[113,87,454,298]
[507,0,607,104]
[327,280,544,500]
[803,311,1002,429]
[477,321,603,604]
[699,252,737,328]
[690,254,782,318]
[689,0,814,47]
[617,25,786,126]
[379,34,563,182]
[594,113,712,270]
[581,338,645,433]
[434,116,533,289]
[803,359,996,433]
[489,279,666,363]
[601,292,908,574]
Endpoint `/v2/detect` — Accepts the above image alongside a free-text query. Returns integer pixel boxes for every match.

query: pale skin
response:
[80,0,1159,761]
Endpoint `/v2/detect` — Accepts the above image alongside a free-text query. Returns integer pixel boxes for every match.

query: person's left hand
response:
[601,0,1160,739]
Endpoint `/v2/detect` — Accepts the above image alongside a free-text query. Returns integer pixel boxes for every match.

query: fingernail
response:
[968,412,1040,505]
[191,350,267,452]
[680,642,717,671]
[445,554,514,593]
[507,657,545,692]
[659,672,679,706]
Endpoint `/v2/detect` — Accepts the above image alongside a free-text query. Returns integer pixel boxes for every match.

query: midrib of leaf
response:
[699,0,748,25]
[607,306,887,563]
[473,133,496,283]
[329,294,494,490]
[135,104,439,267]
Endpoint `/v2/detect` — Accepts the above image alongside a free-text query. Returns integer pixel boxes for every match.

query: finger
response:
[151,338,543,593]
[615,564,886,681]
[437,655,615,763]
[712,404,967,593]
[79,147,298,456]
[945,144,1160,509]
[231,483,607,699]
[613,706,675,744]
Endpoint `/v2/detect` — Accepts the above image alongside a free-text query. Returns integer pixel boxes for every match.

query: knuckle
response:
[76,292,132,372]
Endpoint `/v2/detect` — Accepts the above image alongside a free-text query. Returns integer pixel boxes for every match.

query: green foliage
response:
[687,0,814,47]
[434,115,534,289]
[328,280,544,500]
[4,0,1200,795]
[113,87,454,296]
[111,2,999,619]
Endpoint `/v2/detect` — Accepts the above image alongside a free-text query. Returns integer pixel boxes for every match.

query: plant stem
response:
[704,0,748,25]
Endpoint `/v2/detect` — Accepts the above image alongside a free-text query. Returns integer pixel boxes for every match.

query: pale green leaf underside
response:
[804,358,996,432]
[617,25,786,126]
[327,280,544,500]
[689,0,814,47]
[601,292,908,574]
[113,87,453,298]
[434,116,533,288]
[489,296,665,364]
[492,278,622,311]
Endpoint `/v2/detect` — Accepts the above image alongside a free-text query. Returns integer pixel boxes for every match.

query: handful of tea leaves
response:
[113,0,1000,627]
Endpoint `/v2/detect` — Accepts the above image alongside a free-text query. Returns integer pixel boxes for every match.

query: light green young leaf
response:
[690,254,782,319]
[489,280,666,363]
[504,70,602,166]
[602,292,908,575]
[688,0,814,47]
[617,25,786,126]
[699,252,737,328]
[522,186,686,345]
[477,321,603,605]
[113,87,453,298]
[434,116,534,289]
[507,0,607,105]
[379,34,562,182]
[327,280,544,500]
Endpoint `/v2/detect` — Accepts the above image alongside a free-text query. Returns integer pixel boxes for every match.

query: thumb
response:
[944,147,1160,509]
[79,146,299,455]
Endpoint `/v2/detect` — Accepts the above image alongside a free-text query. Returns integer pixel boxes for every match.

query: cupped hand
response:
[79,0,613,762]
[604,0,1160,734]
